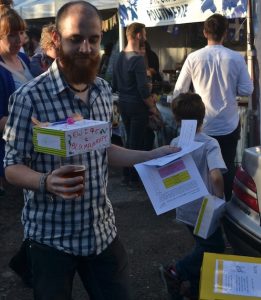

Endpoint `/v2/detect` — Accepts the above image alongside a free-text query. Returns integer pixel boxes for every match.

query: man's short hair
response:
[171,93,205,129]
[204,13,228,42]
[126,22,145,39]
[55,1,101,33]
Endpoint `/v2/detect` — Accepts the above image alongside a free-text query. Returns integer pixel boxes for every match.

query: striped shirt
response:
[4,60,117,256]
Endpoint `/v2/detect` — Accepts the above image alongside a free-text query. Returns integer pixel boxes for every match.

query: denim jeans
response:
[176,226,225,298]
[28,236,131,300]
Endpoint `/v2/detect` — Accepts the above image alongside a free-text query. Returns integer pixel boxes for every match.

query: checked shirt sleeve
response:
[3,91,34,168]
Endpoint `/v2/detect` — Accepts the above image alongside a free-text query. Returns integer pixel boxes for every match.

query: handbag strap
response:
[0,61,28,83]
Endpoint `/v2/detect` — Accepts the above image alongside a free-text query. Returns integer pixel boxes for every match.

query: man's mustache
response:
[73,54,100,60]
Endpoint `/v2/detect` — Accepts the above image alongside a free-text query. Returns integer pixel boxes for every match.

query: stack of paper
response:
[135,120,209,215]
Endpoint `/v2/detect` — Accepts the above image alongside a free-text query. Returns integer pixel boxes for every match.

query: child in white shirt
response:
[161,92,227,300]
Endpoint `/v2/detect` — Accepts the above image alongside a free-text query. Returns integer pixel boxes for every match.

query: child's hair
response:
[171,92,205,129]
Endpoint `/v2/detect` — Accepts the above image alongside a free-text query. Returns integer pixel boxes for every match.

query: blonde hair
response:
[0,0,26,39]
[39,24,56,51]
[0,0,13,9]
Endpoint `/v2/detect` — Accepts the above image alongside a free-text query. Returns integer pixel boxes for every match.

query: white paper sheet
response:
[178,120,197,147]
[214,260,261,297]
[143,141,203,167]
[135,154,208,215]
[37,133,61,149]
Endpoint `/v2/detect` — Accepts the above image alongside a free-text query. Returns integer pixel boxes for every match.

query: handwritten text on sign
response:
[67,124,110,155]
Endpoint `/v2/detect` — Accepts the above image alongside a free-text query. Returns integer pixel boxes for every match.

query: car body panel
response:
[242,147,261,211]
[223,146,261,257]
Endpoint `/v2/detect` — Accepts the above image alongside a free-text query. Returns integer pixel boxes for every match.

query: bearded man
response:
[3,2,179,299]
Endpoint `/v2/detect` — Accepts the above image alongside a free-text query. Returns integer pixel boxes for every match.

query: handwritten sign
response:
[33,119,111,157]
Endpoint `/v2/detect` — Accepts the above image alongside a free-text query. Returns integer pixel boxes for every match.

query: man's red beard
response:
[58,45,101,85]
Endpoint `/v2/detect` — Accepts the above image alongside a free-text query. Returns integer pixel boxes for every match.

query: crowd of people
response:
[0,0,253,299]
[1,1,178,299]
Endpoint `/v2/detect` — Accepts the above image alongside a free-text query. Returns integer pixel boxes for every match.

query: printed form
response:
[135,120,208,215]
[214,260,261,297]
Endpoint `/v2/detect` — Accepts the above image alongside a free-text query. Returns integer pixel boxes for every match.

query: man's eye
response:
[70,37,83,43]
[89,37,99,44]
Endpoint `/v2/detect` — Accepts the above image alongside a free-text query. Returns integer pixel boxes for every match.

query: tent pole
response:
[247,0,260,146]
[118,13,125,51]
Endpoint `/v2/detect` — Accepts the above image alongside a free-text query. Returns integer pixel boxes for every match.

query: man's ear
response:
[136,32,141,40]
[203,29,208,39]
[52,30,61,49]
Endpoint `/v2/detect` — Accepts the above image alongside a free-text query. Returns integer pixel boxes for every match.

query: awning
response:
[14,0,119,19]
[119,0,248,27]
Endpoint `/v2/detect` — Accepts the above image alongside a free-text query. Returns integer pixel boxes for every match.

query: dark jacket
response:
[0,52,30,118]
[0,52,31,176]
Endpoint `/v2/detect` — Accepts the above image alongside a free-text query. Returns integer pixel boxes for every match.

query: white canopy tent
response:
[14,0,118,19]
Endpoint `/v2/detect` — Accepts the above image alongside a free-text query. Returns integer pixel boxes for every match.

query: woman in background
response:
[30,24,57,77]
[0,0,33,286]
[0,0,33,195]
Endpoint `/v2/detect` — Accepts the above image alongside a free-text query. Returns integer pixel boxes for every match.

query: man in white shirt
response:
[173,13,253,200]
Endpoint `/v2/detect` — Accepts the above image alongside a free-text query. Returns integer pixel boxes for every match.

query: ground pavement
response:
[0,167,197,300]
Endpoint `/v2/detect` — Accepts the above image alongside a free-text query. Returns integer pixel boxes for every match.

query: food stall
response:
[13,0,260,152]
[14,0,119,19]
[13,0,119,51]
[118,0,258,160]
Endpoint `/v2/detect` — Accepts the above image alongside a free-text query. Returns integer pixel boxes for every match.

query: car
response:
[223,146,261,256]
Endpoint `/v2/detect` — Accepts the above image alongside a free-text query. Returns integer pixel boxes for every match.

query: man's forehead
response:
[59,7,101,35]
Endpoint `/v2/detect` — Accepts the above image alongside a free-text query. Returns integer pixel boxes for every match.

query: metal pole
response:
[118,13,125,51]
[246,0,260,146]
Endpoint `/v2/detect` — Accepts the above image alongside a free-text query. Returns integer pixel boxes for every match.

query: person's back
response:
[161,92,226,300]
[174,131,225,225]
[170,93,226,225]
[113,51,149,105]
[176,45,250,135]
[173,13,253,200]
[112,22,160,186]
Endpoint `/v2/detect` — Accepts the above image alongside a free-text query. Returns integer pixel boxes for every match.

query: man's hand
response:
[46,165,85,199]
[150,145,181,160]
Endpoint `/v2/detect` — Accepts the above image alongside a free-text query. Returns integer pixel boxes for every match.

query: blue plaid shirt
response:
[4,60,117,256]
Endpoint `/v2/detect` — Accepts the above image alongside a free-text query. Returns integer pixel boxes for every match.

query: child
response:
[161,93,227,300]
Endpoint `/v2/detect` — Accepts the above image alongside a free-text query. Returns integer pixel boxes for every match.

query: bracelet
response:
[39,171,51,193]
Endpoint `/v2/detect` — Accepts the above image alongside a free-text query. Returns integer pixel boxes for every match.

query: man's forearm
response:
[5,164,42,190]
[107,144,154,167]
[107,144,180,167]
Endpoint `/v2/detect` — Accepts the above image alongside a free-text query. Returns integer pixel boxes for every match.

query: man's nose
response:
[79,39,91,53]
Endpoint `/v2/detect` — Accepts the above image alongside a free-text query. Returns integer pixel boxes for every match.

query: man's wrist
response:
[39,171,51,193]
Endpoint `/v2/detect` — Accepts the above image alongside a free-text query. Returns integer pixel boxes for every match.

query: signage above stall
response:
[119,0,247,27]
